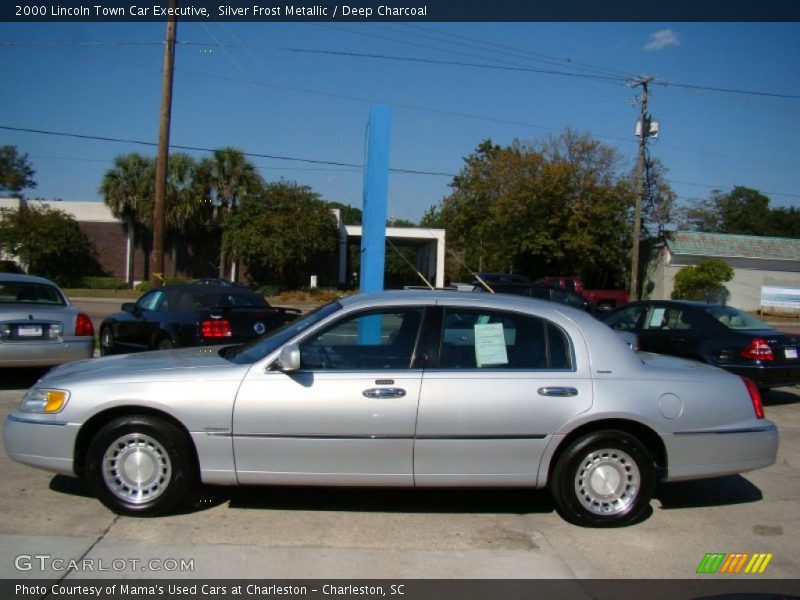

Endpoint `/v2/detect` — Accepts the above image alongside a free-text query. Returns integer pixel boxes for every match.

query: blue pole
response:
[359,104,392,343]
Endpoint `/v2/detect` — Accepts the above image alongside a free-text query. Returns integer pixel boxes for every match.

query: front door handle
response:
[538,386,578,397]
[363,388,406,399]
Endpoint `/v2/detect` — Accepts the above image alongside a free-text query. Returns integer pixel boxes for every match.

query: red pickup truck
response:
[537,276,629,311]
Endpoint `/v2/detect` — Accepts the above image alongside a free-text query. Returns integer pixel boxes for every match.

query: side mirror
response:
[275,344,301,372]
[121,302,137,313]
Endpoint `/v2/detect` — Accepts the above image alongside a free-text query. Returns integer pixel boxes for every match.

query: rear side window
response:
[642,306,696,331]
[704,306,770,330]
[438,308,572,370]
[604,305,645,331]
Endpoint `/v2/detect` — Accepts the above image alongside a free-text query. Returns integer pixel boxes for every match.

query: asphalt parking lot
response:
[0,368,798,581]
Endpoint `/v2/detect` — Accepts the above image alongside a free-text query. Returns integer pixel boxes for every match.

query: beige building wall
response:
[645,247,800,311]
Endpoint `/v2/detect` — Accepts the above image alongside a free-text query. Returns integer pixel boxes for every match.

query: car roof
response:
[0,272,61,287]
[339,289,589,317]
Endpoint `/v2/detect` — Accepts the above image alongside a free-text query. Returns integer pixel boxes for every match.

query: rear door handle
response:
[538,387,578,397]
[363,388,406,399]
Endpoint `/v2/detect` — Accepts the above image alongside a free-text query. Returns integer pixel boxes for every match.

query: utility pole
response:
[150,0,178,289]
[628,76,653,301]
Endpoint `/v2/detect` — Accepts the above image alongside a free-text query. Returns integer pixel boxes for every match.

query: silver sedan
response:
[4,291,778,527]
[0,273,94,367]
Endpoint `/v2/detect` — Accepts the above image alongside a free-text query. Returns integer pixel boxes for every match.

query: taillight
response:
[201,318,232,338]
[74,313,94,337]
[741,377,765,419]
[741,338,775,362]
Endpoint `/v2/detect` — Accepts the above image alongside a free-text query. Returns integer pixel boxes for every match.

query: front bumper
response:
[0,337,94,367]
[3,414,79,476]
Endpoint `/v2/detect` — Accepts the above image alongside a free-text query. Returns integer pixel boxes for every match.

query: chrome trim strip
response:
[674,426,777,436]
[220,433,548,440]
[8,416,68,426]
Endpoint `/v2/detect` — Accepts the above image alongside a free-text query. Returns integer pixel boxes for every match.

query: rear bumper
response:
[720,363,800,389]
[664,422,778,482]
[0,337,94,367]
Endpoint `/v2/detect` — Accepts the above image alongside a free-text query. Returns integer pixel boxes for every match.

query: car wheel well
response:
[548,419,667,483]
[74,407,199,480]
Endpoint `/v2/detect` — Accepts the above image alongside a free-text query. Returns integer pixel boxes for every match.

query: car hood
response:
[41,345,243,385]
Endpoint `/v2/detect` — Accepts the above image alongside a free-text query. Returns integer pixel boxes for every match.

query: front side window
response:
[604,305,646,331]
[136,291,165,312]
[299,308,424,370]
[438,308,572,370]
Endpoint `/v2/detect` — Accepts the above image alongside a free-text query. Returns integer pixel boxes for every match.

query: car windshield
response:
[0,282,65,306]
[222,301,343,364]
[703,306,772,330]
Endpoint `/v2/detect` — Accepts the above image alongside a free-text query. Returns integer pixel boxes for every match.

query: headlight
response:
[19,388,70,413]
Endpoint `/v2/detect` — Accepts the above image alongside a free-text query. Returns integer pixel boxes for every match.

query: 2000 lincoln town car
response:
[4,291,778,527]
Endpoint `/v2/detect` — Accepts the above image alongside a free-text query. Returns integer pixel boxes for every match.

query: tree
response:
[198,147,264,280]
[223,181,338,288]
[163,153,213,277]
[0,146,37,198]
[429,132,635,287]
[328,201,362,225]
[671,259,734,302]
[678,186,772,236]
[0,204,99,286]
[99,153,155,286]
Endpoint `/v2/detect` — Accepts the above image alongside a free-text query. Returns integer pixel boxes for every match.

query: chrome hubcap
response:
[574,448,640,515]
[102,433,172,504]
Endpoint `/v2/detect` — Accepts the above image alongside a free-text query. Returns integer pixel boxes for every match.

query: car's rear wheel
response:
[551,430,655,527]
[99,327,114,356]
[157,337,175,350]
[85,415,195,516]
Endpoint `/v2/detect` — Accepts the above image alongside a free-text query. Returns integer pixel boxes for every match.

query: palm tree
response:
[164,153,212,277]
[99,153,155,287]
[198,147,263,280]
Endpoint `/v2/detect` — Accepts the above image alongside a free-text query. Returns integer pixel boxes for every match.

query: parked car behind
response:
[6,291,777,527]
[602,300,800,390]
[474,282,593,313]
[99,284,300,355]
[0,273,94,367]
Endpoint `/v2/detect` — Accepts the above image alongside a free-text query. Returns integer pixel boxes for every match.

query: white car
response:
[4,291,777,527]
[0,273,94,367]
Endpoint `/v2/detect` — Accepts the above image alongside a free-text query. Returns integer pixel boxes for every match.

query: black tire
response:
[99,327,114,356]
[551,430,655,527]
[85,415,196,516]
[157,337,176,350]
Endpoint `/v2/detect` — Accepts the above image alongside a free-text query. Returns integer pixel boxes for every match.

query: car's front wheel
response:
[85,415,196,516]
[551,430,655,527]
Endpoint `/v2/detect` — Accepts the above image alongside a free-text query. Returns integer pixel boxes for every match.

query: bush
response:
[134,278,189,293]
[81,276,128,290]
[672,259,734,302]
[254,284,282,297]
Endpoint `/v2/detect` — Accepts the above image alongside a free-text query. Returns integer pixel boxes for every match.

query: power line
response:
[0,124,456,177]
[4,38,799,100]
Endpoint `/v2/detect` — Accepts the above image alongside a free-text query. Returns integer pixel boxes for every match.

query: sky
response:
[1,21,799,225]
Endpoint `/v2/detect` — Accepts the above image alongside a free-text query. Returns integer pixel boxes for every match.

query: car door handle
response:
[363,388,406,399]
[538,387,578,397]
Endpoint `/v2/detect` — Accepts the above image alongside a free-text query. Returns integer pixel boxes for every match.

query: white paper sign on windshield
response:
[474,323,509,367]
